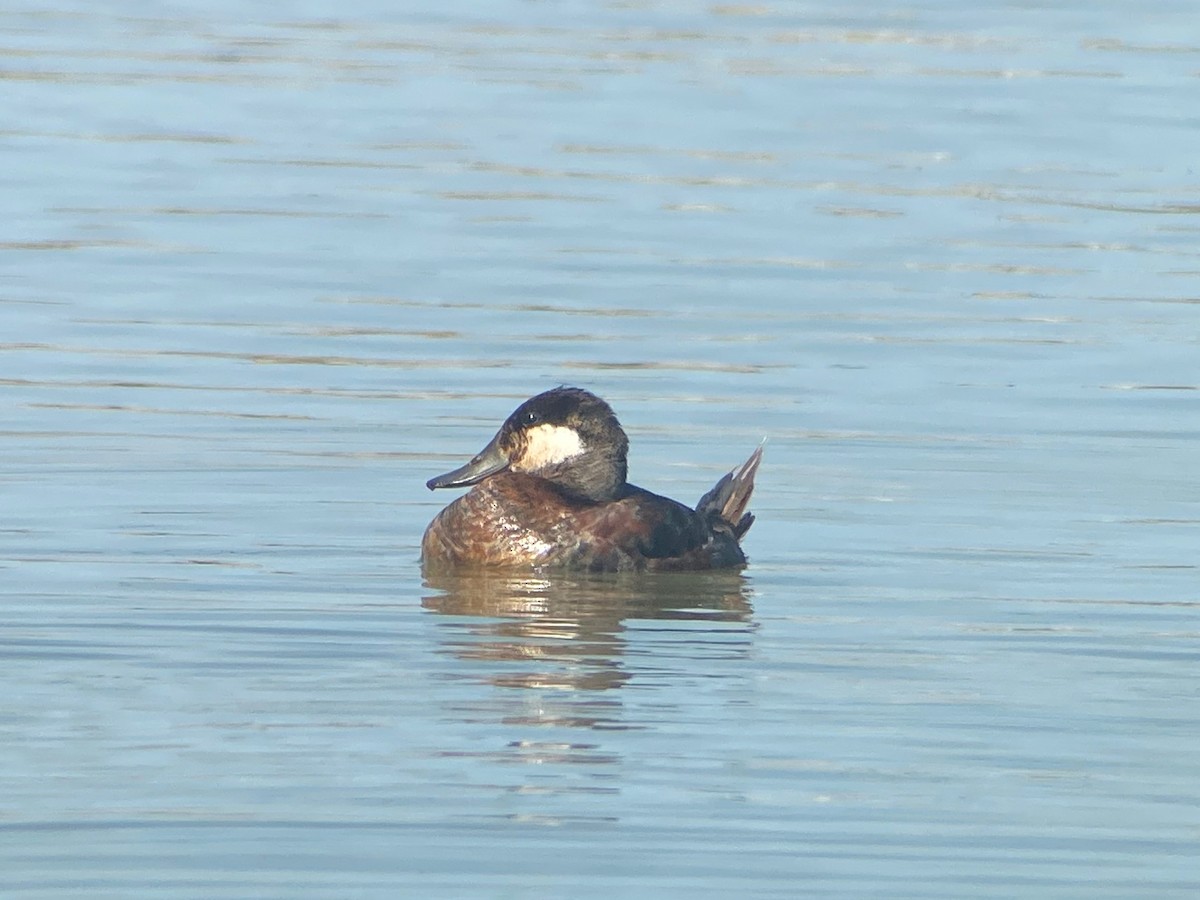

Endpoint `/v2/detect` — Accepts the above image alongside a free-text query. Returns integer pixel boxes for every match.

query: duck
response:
[421,387,761,572]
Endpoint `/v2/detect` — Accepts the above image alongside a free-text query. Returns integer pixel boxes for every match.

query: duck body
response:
[421,388,761,574]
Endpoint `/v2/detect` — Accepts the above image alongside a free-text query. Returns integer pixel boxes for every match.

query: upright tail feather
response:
[695,445,763,540]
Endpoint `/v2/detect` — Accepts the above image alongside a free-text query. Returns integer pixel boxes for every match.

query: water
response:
[4,2,1199,897]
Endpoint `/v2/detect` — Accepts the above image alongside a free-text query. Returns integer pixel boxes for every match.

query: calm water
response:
[4,1,1199,897]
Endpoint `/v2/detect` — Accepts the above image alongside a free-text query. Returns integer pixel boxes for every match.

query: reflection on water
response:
[423,571,754,701]
[422,573,756,776]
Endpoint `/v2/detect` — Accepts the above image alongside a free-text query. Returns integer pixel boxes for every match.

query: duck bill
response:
[426,432,510,490]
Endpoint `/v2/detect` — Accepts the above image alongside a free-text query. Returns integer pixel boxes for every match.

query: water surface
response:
[3,1,1199,897]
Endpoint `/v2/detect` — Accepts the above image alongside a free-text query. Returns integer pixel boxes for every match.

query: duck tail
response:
[695,445,763,540]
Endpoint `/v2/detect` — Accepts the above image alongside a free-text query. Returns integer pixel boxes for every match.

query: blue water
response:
[3,2,1199,897]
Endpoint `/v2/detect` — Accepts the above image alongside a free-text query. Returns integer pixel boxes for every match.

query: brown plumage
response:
[421,388,762,573]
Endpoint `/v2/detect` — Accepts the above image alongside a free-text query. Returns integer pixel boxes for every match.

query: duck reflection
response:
[422,571,755,715]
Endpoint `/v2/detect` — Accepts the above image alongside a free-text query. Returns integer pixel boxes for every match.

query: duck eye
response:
[522,410,540,425]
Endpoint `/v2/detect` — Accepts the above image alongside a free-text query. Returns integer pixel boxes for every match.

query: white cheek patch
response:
[517,424,586,471]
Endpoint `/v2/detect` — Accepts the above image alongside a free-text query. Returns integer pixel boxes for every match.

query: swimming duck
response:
[421,387,761,572]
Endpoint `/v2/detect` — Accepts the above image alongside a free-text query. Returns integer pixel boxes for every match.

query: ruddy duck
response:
[421,387,762,572]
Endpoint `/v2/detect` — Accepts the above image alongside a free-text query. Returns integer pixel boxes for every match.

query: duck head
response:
[426,387,630,501]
